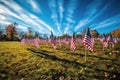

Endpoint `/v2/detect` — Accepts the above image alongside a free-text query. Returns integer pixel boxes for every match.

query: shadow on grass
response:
[87,54,113,60]
[27,48,120,80]
[64,51,113,61]
[27,48,87,68]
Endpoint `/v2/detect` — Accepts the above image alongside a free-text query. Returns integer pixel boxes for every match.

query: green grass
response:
[0,41,120,80]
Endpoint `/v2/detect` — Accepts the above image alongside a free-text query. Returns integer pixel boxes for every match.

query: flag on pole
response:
[82,27,93,52]
[102,34,108,47]
[64,35,69,44]
[50,31,57,49]
[20,35,26,46]
[107,33,114,47]
[34,38,40,48]
[58,38,61,46]
[52,37,57,49]
[34,33,40,48]
[114,37,119,43]
[21,38,25,46]
[70,31,76,52]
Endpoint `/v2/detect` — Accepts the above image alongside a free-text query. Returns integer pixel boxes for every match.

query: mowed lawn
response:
[0,41,120,80]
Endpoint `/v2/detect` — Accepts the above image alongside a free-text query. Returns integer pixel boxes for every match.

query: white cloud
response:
[0,4,24,23]
[66,17,75,23]
[0,14,6,20]
[0,1,53,34]
[86,0,102,18]
[0,20,11,25]
[17,25,28,30]
[28,13,54,33]
[94,14,120,29]
[49,0,61,33]
[0,0,23,13]
[64,26,69,34]
[88,5,109,23]
[27,0,41,13]
[58,0,64,23]
[64,24,70,34]
[75,19,88,31]
[64,0,77,34]
[74,0,110,31]
[0,4,23,20]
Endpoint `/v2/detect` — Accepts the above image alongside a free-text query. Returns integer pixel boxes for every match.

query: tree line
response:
[0,23,120,41]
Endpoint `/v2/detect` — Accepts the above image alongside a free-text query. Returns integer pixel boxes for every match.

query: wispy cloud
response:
[74,19,89,31]
[17,25,28,30]
[0,4,23,21]
[0,0,53,34]
[58,0,64,23]
[74,0,110,31]
[86,0,103,19]
[49,0,61,33]
[0,14,6,20]
[64,0,77,34]
[28,13,54,33]
[93,14,120,29]
[88,3,110,23]
[0,0,23,13]
[26,0,41,13]
[0,20,11,25]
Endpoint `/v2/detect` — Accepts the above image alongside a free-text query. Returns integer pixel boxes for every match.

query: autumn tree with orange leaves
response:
[112,28,120,37]
[6,23,18,41]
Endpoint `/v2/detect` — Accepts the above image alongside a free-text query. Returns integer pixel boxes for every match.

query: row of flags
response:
[50,31,57,49]
[21,37,40,48]
[101,33,115,48]
[21,27,120,52]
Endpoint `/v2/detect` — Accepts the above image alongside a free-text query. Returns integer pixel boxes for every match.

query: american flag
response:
[82,27,93,52]
[34,33,40,48]
[50,31,57,49]
[58,38,62,46]
[114,37,119,43]
[64,35,69,44]
[70,31,76,52]
[34,38,40,48]
[102,34,108,47]
[21,38,25,46]
[107,33,114,47]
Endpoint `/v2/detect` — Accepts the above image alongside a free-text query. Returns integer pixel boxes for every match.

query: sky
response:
[0,0,120,36]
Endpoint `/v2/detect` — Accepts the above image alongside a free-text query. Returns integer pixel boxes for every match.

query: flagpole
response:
[103,46,104,51]
[110,43,112,51]
[85,46,87,62]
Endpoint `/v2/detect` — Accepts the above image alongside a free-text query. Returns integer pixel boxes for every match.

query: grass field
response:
[0,41,120,80]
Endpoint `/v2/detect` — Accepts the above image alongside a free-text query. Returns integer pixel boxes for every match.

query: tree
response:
[25,28,34,39]
[76,34,83,39]
[0,24,5,41]
[18,31,25,39]
[57,34,71,39]
[112,28,120,37]
[0,28,3,41]
[91,29,99,38]
[6,23,18,41]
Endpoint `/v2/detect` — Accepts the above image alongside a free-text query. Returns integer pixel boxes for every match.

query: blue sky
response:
[0,0,120,36]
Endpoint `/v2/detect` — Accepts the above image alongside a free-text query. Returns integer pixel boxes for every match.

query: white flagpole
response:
[85,46,87,62]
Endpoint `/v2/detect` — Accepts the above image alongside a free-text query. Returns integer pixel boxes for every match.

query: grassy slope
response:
[0,41,120,80]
